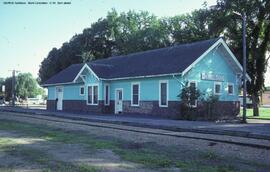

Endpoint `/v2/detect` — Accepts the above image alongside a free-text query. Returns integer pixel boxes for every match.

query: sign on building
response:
[1,85,5,92]
[201,72,224,81]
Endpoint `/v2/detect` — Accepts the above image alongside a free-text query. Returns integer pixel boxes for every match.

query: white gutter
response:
[42,73,182,86]
[41,81,83,87]
[100,73,182,81]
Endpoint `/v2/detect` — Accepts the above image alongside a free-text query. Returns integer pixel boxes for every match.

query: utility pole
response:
[12,70,16,106]
[233,11,247,123]
[9,69,19,107]
[242,12,247,123]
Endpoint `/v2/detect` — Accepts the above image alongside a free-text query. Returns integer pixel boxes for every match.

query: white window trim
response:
[73,63,100,82]
[131,82,140,107]
[104,84,110,106]
[79,85,85,96]
[228,83,234,95]
[188,81,197,108]
[159,80,169,107]
[214,82,222,95]
[87,84,99,105]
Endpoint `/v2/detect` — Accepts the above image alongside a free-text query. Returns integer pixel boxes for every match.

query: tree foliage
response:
[207,0,270,116]
[39,2,270,116]
[0,78,5,97]
[179,82,201,109]
[1,73,44,101]
[16,73,44,100]
[38,9,215,83]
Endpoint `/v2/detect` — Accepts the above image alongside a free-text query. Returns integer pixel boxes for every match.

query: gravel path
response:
[0,111,270,170]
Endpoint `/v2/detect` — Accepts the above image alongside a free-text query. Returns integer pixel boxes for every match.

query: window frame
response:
[214,82,222,95]
[228,83,234,95]
[79,85,85,96]
[93,85,98,105]
[131,82,140,107]
[188,80,197,108]
[104,84,110,106]
[87,84,99,106]
[159,80,168,107]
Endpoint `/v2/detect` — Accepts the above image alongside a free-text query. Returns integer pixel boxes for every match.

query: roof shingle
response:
[43,63,83,85]
[43,38,219,85]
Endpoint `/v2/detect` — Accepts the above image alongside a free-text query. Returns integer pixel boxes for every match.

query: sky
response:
[0,0,269,86]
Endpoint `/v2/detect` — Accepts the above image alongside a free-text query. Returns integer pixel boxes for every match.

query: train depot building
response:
[43,38,250,120]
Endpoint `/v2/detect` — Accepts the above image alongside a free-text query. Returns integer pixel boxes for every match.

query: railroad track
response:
[0,112,270,150]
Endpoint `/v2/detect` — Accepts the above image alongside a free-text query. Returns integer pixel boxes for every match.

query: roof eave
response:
[181,38,223,76]
[181,38,251,82]
[41,81,76,87]
[73,63,100,83]
[100,73,182,81]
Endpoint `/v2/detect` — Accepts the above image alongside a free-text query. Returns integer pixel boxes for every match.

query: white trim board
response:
[79,85,85,96]
[73,63,100,83]
[104,84,110,106]
[159,80,169,107]
[181,38,251,81]
[42,82,77,87]
[227,82,234,95]
[100,73,181,81]
[43,38,252,87]
[86,83,99,106]
[214,82,222,95]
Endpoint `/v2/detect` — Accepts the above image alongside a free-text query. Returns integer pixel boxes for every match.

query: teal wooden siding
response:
[47,86,55,100]
[47,45,239,102]
[82,68,103,100]
[63,84,85,100]
[109,76,181,101]
[183,47,239,101]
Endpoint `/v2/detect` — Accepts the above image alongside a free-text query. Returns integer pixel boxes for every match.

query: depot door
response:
[115,89,123,114]
[56,87,63,110]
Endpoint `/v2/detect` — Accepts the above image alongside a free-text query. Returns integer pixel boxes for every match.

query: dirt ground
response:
[0,112,270,172]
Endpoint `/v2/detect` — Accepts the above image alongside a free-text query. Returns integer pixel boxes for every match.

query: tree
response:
[208,0,270,116]
[38,3,270,117]
[178,82,201,120]
[15,73,43,100]
[0,78,5,97]
[4,77,12,101]
[179,82,201,109]
[38,9,173,83]
[39,48,61,83]
[165,9,216,44]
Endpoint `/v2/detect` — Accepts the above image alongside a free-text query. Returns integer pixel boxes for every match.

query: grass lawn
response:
[0,118,269,172]
[240,108,270,119]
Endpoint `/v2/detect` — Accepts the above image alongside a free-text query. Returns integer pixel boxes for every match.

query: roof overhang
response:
[73,63,100,83]
[41,81,82,87]
[100,73,182,81]
[181,38,251,82]
[41,63,100,87]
